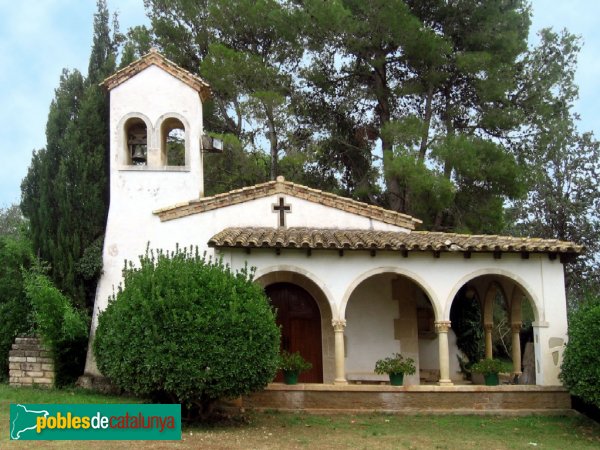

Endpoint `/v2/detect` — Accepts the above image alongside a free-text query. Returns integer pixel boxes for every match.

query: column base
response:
[334,378,348,385]
[511,372,523,383]
[437,379,454,386]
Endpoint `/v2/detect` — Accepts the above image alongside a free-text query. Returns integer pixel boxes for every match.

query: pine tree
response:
[509,29,600,303]
[298,0,530,231]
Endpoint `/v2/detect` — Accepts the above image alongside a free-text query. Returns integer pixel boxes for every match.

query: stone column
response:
[511,322,522,377]
[435,321,453,386]
[484,323,493,359]
[332,319,348,385]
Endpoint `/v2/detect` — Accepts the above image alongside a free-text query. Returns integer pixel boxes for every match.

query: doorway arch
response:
[255,269,334,383]
[265,283,323,383]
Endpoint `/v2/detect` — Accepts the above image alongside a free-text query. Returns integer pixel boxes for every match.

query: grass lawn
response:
[2,383,599,449]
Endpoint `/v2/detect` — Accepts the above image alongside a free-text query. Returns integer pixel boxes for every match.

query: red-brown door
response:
[266,282,323,383]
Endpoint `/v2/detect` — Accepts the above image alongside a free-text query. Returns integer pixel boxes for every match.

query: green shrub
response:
[470,358,506,376]
[93,247,280,419]
[0,236,34,380]
[560,295,600,407]
[23,269,89,386]
[278,350,312,373]
[374,353,416,375]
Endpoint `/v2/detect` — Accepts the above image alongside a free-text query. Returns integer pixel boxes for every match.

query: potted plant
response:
[278,350,312,385]
[374,353,416,386]
[471,358,505,386]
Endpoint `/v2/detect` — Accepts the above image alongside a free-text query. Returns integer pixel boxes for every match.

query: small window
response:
[161,118,186,166]
[125,119,147,165]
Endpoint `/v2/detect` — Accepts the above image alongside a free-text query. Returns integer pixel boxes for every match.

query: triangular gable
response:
[153,176,422,230]
[102,49,211,101]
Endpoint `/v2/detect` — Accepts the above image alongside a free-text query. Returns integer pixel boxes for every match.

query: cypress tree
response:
[21,0,117,310]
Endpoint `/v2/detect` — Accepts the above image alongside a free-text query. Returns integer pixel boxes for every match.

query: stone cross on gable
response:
[272,196,291,227]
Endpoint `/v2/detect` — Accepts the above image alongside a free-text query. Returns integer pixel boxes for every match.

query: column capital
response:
[434,320,451,333]
[484,323,494,332]
[511,322,522,333]
[332,319,346,332]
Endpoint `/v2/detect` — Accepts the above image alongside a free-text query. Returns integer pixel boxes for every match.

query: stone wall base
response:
[243,384,572,414]
[76,374,120,394]
[9,336,55,388]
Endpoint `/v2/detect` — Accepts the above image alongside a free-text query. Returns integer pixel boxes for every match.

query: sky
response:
[1,0,599,207]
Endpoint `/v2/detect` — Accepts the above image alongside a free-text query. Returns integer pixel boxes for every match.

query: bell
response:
[128,125,147,165]
[131,144,147,164]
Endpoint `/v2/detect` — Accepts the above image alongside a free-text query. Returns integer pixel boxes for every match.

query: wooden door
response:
[266,282,323,383]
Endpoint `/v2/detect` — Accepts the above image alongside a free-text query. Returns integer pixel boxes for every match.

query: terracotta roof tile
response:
[102,49,211,101]
[208,227,583,255]
[154,176,422,230]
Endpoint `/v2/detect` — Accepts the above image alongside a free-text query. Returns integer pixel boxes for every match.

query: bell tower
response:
[83,51,212,377]
[102,49,211,207]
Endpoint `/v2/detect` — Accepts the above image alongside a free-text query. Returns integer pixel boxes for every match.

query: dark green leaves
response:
[561,295,600,407]
[20,0,117,310]
[94,247,280,419]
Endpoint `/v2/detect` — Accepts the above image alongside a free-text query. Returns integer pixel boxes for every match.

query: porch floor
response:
[242,383,572,415]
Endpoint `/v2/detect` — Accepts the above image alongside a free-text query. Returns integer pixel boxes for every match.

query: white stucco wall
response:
[109,65,204,204]
[225,249,567,385]
[345,276,400,374]
[87,196,570,387]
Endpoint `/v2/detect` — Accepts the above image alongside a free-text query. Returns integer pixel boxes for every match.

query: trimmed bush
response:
[23,269,89,386]
[93,247,280,419]
[560,295,600,407]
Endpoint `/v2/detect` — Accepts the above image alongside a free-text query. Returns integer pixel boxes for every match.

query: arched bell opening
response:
[160,117,186,166]
[124,117,148,166]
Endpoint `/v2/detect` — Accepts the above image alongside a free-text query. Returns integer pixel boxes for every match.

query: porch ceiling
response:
[208,227,583,255]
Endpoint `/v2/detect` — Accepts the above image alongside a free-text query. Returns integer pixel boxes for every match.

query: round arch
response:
[443,268,543,323]
[154,112,191,133]
[155,113,191,167]
[340,266,441,321]
[254,265,335,383]
[254,265,335,320]
[482,280,510,324]
[118,112,153,166]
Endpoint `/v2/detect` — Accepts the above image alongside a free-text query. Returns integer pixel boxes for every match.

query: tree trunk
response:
[372,59,403,212]
[418,85,434,162]
[433,87,454,230]
[265,105,278,180]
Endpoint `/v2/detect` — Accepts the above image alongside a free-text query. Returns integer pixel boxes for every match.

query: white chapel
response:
[83,50,583,389]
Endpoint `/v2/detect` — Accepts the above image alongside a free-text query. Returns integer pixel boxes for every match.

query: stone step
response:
[15,337,41,345]
[10,344,46,351]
